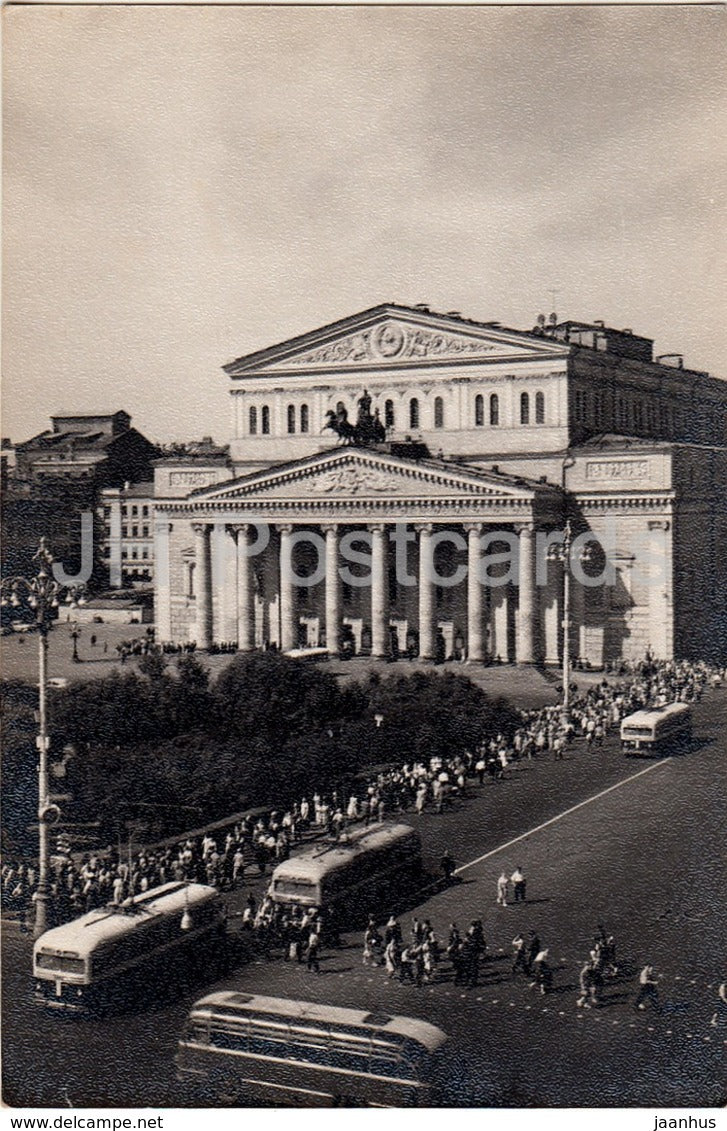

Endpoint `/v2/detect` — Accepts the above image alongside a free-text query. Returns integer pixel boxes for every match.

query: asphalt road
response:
[3,687,726,1109]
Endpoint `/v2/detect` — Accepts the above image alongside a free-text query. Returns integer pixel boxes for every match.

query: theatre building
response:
[153,304,727,665]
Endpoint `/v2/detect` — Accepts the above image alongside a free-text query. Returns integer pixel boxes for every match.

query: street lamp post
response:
[547,521,593,725]
[1,538,62,937]
[70,623,81,663]
[65,585,87,663]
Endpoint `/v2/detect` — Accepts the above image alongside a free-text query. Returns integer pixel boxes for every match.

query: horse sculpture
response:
[324,391,387,446]
[324,407,357,444]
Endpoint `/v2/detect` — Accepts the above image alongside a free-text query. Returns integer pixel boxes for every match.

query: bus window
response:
[210,1024,248,1052]
[35,953,84,974]
[273,878,316,899]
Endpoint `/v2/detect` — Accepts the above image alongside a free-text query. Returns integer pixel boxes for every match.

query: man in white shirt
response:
[511,866,526,902]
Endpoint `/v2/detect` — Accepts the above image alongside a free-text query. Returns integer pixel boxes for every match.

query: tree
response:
[354,670,519,766]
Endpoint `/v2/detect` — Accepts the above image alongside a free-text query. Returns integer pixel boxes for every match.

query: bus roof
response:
[271,823,420,885]
[621,702,691,726]
[33,882,219,959]
[189,992,448,1052]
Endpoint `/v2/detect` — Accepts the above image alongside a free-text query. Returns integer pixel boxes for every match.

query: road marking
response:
[454,758,672,875]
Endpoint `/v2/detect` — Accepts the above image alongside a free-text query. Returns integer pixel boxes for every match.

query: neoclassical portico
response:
[155,448,564,663]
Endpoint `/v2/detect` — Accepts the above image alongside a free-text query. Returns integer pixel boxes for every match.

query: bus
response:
[620,702,692,756]
[33,881,225,1012]
[176,992,449,1106]
[269,823,422,924]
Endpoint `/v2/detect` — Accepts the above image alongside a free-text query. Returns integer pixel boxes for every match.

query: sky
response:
[3,3,726,446]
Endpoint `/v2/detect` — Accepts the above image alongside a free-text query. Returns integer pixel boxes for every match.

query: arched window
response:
[535,392,545,424]
[384,399,395,429]
[287,405,296,434]
[261,405,270,434]
[475,394,484,427]
[249,406,257,435]
[434,396,444,429]
[409,397,420,429]
[520,392,530,425]
[300,404,309,434]
[489,393,499,426]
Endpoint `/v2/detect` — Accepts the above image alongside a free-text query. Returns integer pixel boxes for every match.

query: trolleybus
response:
[269,822,422,924]
[620,702,692,755]
[33,881,225,1012]
[176,992,449,1106]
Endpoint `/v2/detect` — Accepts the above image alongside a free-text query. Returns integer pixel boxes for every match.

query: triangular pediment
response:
[188,448,543,504]
[224,304,569,376]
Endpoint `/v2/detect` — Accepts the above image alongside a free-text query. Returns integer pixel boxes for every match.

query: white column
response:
[193,523,213,650]
[219,525,238,643]
[571,571,585,665]
[154,518,172,641]
[543,559,561,665]
[235,524,255,652]
[278,524,296,653]
[370,524,389,658]
[418,524,436,661]
[516,524,536,663]
[323,525,341,656]
[647,519,673,659]
[466,523,484,662]
[491,587,510,662]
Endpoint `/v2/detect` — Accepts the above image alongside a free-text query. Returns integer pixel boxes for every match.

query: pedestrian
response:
[496,871,509,906]
[511,866,526,902]
[440,850,456,885]
[530,949,553,995]
[577,960,600,1008]
[384,938,400,979]
[634,964,660,1011]
[399,945,415,984]
[511,933,528,978]
[710,981,727,1027]
[526,930,541,974]
[460,936,480,988]
[384,914,402,947]
[306,927,321,973]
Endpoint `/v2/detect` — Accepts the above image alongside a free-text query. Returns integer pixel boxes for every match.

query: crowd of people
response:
[2,656,724,936]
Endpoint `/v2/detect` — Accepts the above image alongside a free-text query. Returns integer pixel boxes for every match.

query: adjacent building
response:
[3,411,159,584]
[153,304,727,664]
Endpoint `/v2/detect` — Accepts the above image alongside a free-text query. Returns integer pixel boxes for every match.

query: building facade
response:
[98,481,156,588]
[3,411,160,586]
[154,305,727,664]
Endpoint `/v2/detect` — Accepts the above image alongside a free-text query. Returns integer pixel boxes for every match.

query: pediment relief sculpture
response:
[275,320,500,368]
